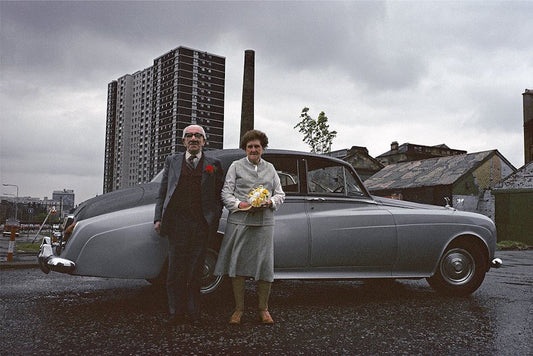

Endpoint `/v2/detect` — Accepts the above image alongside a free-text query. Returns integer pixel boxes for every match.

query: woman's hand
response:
[238,201,251,209]
[238,200,271,211]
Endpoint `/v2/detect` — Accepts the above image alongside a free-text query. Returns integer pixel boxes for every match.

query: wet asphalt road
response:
[1,250,531,355]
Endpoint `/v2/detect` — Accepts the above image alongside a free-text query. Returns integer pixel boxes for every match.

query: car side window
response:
[307,158,365,197]
[264,155,300,194]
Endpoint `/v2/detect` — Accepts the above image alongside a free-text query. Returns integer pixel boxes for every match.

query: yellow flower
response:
[248,185,271,207]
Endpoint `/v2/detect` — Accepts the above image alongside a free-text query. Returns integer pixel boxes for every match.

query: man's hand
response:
[154,221,161,234]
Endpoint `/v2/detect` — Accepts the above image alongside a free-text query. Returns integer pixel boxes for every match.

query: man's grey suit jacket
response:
[154,152,224,236]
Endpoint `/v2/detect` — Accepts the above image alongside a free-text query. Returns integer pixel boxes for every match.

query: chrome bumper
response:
[491,258,503,268]
[38,236,76,274]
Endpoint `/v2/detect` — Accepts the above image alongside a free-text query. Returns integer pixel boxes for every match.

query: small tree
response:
[294,107,337,154]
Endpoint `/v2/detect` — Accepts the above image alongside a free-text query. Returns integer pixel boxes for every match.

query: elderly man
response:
[154,124,224,326]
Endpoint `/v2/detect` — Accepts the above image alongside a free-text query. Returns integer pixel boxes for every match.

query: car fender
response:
[389,208,496,277]
[63,204,167,279]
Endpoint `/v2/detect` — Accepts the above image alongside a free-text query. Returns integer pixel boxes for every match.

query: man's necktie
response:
[187,155,196,171]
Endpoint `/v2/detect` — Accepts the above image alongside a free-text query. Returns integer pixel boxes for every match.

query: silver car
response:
[39,149,502,296]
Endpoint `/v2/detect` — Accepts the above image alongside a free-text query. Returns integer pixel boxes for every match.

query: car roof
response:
[151,148,352,182]
[209,148,350,166]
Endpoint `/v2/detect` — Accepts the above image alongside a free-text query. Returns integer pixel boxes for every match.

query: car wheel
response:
[200,248,225,295]
[427,240,486,296]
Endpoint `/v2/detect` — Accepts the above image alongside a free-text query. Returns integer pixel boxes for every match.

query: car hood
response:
[73,182,160,222]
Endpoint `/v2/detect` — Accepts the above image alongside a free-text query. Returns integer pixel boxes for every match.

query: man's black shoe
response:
[164,314,186,326]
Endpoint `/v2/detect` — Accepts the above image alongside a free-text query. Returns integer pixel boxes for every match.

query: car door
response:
[305,157,397,272]
[263,154,309,268]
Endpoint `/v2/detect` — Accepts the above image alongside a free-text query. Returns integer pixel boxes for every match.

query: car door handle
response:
[305,197,325,201]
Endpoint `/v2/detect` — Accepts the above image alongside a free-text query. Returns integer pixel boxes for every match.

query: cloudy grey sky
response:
[1,1,531,204]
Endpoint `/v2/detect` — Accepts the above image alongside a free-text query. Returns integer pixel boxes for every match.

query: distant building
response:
[330,146,384,181]
[1,195,64,222]
[493,161,533,244]
[104,46,226,193]
[365,150,517,220]
[52,189,75,216]
[376,141,466,166]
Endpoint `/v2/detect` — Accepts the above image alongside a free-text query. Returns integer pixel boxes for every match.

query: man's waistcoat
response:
[167,156,204,221]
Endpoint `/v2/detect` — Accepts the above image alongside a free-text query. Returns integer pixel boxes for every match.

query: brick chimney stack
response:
[240,50,255,141]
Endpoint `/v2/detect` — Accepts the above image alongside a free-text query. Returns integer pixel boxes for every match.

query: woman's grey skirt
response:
[214,222,274,282]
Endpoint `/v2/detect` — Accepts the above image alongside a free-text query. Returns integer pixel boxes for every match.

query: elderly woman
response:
[214,130,285,324]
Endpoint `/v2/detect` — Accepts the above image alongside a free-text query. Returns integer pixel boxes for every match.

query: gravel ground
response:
[1,251,532,355]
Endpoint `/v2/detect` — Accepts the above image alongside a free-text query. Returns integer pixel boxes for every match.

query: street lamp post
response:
[2,184,19,221]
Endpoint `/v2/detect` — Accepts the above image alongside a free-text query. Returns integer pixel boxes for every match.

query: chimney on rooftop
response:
[349,146,369,156]
[523,89,533,165]
[391,141,399,153]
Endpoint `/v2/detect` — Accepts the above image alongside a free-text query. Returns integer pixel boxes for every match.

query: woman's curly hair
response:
[240,129,269,150]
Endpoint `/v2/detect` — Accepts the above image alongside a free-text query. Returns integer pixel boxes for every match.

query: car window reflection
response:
[307,158,365,197]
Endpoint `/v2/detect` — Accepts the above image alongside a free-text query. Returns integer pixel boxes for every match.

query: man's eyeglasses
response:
[184,133,204,139]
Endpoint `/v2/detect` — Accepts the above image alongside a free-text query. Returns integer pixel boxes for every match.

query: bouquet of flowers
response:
[248,185,271,208]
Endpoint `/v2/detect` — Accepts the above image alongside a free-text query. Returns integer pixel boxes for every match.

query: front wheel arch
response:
[427,237,488,296]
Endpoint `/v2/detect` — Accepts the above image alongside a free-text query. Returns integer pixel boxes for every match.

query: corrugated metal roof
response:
[494,161,533,190]
[364,150,496,190]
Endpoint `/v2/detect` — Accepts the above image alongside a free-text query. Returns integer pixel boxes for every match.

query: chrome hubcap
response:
[440,248,475,285]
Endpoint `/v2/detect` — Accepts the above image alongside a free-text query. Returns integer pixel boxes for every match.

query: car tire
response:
[427,239,486,296]
[146,248,226,295]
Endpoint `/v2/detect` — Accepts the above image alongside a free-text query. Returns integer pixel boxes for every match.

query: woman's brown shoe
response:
[229,311,243,325]
[258,310,274,324]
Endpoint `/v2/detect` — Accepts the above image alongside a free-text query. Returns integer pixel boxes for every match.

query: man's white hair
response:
[182,124,206,139]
